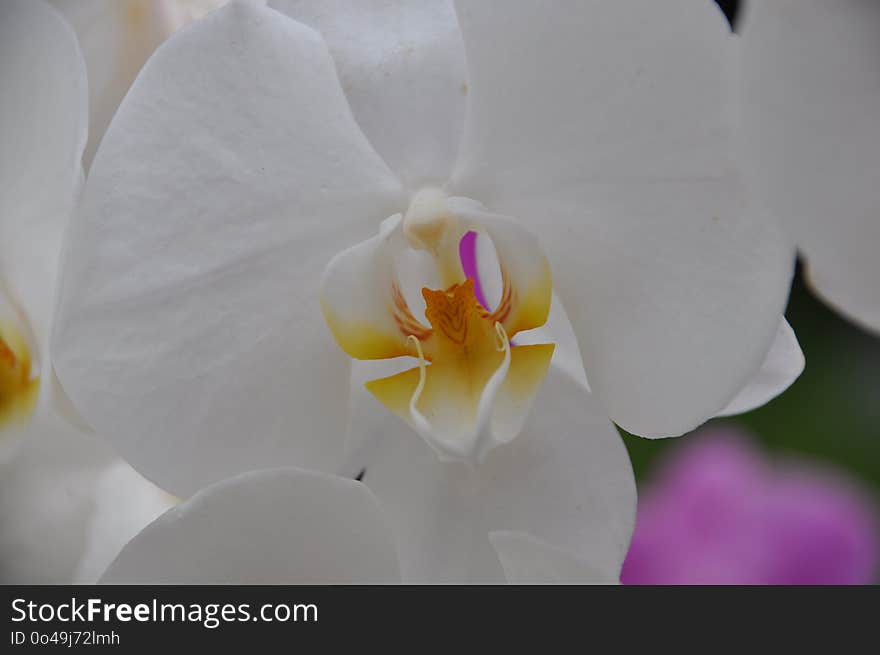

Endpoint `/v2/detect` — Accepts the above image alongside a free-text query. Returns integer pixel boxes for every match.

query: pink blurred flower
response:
[621,427,878,585]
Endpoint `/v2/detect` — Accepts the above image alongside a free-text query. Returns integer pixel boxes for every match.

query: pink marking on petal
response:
[459,231,491,311]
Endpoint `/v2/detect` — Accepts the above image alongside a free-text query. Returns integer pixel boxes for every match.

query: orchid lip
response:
[406,320,512,465]
[321,190,555,463]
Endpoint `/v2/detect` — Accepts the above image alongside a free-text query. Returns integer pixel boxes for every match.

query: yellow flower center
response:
[319,192,556,461]
[422,278,499,356]
[366,277,553,462]
[0,323,39,431]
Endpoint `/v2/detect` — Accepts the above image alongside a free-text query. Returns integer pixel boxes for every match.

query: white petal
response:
[0,0,87,353]
[739,0,880,334]
[515,293,590,391]
[489,531,619,585]
[52,0,406,497]
[451,0,794,437]
[347,382,493,582]
[100,468,400,584]
[717,318,803,417]
[354,365,635,583]
[48,369,94,434]
[477,366,636,582]
[270,0,467,187]
[73,461,175,584]
[48,0,184,169]
[341,356,422,478]
[176,0,237,19]
[0,423,107,584]
[321,214,425,360]
[0,412,167,584]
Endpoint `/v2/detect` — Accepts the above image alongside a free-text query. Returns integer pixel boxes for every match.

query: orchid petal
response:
[718,318,803,417]
[48,0,184,169]
[515,293,590,391]
[451,0,794,437]
[739,0,880,334]
[0,0,87,354]
[349,380,499,582]
[100,468,400,584]
[477,366,636,581]
[52,0,406,497]
[489,531,619,584]
[73,461,175,584]
[270,0,467,187]
[321,214,425,360]
[0,416,168,584]
[354,365,635,583]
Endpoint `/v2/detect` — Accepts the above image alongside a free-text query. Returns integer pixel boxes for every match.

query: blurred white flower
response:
[0,0,173,583]
[0,424,172,584]
[51,0,804,582]
[739,0,880,334]
[48,0,186,169]
[2,0,90,450]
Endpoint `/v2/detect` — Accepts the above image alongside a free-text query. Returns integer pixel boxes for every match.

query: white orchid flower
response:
[0,0,174,583]
[50,1,803,582]
[738,0,880,334]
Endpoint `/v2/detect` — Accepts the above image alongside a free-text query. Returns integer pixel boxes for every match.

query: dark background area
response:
[717,0,739,26]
